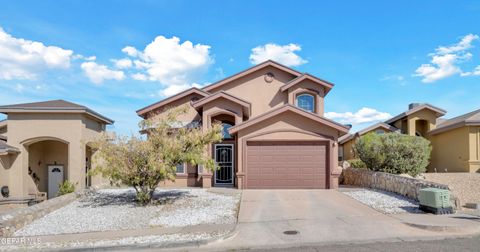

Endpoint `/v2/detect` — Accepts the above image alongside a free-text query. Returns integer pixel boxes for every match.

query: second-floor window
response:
[296,94,315,112]
[222,123,234,139]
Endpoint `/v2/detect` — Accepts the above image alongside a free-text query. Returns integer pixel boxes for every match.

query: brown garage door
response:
[246,141,328,189]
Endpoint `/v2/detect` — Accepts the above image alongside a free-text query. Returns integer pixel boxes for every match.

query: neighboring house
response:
[0,100,113,203]
[339,103,480,173]
[338,122,398,161]
[429,109,480,173]
[137,60,350,189]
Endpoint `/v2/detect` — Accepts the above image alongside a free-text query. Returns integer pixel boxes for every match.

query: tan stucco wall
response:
[429,127,470,172]
[1,113,108,198]
[342,139,355,161]
[206,66,295,117]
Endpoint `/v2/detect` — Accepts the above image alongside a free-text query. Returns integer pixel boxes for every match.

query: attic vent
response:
[264,72,274,83]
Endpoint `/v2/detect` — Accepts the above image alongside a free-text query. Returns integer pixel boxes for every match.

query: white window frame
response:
[296,93,315,113]
[175,163,186,174]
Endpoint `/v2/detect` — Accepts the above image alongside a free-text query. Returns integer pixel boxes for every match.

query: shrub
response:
[58,180,76,196]
[353,133,431,177]
[347,159,367,169]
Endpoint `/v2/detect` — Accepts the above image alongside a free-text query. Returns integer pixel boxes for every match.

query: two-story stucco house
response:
[137,60,350,189]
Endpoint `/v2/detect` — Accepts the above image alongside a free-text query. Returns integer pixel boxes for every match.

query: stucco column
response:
[68,142,86,190]
[201,113,213,188]
[407,118,416,136]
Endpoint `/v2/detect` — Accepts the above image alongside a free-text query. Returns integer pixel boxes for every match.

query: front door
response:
[48,165,64,198]
[214,144,234,186]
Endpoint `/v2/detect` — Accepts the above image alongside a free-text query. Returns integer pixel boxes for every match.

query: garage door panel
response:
[246,141,328,189]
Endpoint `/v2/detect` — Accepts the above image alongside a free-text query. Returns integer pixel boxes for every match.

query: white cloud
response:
[80,61,125,84]
[249,43,307,66]
[123,36,213,96]
[131,73,148,81]
[325,107,392,125]
[160,83,202,97]
[414,34,479,83]
[112,58,133,69]
[121,46,139,57]
[14,83,25,93]
[0,27,73,80]
[461,65,480,76]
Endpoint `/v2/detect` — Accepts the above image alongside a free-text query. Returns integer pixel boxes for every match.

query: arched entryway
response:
[211,113,236,187]
[23,137,69,199]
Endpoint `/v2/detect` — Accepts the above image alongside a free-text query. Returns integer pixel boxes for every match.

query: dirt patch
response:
[423,173,480,210]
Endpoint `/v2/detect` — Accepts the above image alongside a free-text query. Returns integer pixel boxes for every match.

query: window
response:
[296,94,315,112]
[175,163,185,174]
[222,123,233,139]
[375,129,385,134]
[338,146,344,161]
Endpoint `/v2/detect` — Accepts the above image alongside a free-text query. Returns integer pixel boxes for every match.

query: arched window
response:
[296,94,315,112]
[222,123,233,139]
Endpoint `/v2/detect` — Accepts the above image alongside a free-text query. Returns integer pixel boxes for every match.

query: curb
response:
[401,221,480,233]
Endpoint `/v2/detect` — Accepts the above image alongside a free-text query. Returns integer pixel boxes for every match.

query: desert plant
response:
[90,105,223,205]
[347,159,367,169]
[58,180,76,196]
[353,132,431,177]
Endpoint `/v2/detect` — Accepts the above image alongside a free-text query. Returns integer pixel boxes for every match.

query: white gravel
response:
[343,188,423,214]
[14,188,240,236]
[1,231,228,251]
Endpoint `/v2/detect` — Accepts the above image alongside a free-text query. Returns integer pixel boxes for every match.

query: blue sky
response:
[1,1,480,134]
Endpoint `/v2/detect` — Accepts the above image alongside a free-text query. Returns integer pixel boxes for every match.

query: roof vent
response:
[408,103,423,110]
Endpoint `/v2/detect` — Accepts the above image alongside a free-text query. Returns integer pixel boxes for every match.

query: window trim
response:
[295,93,316,113]
[175,163,186,174]
[222,123,234,139]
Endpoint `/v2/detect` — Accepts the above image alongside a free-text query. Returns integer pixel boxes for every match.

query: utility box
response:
[419,188,453,214]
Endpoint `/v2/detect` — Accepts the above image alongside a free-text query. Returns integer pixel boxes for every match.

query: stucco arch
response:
[20,136,70,146]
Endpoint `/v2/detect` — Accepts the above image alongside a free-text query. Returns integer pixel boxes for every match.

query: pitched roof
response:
[280,73,334,95]
[191,91,252,117]
[339,122,398,144]
[229,104,350,135]
[136,87,209,118]
[429,108,480,135]
[0,141,19,155]
[385,103,446,124]
[202,60,302,92]
[0,100,114,124]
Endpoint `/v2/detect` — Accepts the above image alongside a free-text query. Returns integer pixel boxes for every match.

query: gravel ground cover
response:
[1,231,228,251]
[423,173,480,209]
[343,188,423,214]
[14,188,240,236]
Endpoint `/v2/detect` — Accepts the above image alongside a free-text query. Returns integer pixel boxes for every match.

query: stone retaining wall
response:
[0,191,84,237]
[342,168,451,202]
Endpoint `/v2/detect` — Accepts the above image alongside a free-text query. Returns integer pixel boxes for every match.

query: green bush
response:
[347,159,367,168]
[353,133,431,176]
[58,180,76,196]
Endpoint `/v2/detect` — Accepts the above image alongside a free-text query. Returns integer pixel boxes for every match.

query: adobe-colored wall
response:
[406,110,438,137]
[206,66,295,117]
[429,127,470,172]
[286,80,325,116]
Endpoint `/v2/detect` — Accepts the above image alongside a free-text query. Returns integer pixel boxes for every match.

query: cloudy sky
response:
[1,1,480,134]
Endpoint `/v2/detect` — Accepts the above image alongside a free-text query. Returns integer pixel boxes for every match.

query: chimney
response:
[408,103,422,110]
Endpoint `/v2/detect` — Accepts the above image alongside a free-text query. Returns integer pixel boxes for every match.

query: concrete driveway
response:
[205,189,431,250]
